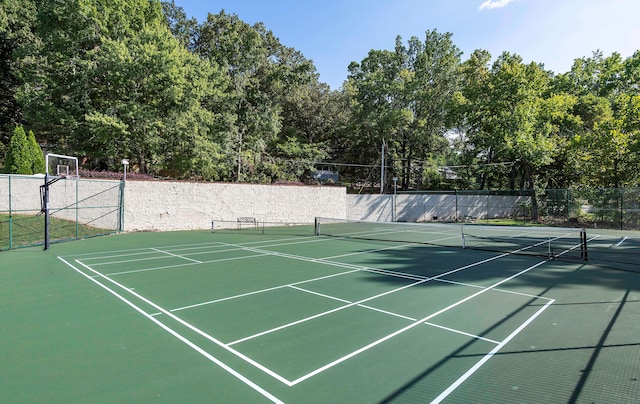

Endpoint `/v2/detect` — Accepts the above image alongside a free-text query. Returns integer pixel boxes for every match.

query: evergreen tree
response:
[4,126,31,174]
[27,129,45,174]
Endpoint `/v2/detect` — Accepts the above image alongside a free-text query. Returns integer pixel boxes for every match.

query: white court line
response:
[434,278,555,301]
[68,228,458,279]
[70,258,294,386]
[57,257,284,404]
[357,304,417,322]
[431,299,555,403]
[60,232,571,391]
[289,287,498,340]
[288,285,353,304]
[112,232,398,273]
[168,257,431,314]
[89,246,266,267]
[288,259,550,386]
[220,241,490,277]
[151,247,202,264]
[292,285,503,341]
[171,270,361,313]
[66,236,330,266]
[223,244,530,348]
[106,253,268,276]
[423,322,500,344]
[66,241,224,259]
[616,236,628,247]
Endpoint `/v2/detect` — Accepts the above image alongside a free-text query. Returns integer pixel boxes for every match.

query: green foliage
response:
[27,129,44,173]
[2,1,639,189]
[0,0,37,137]
[17,0,166,153]
[4,125,31,174]
[2,126,44,174]
[86,21,225,176]
[346,30,461,189]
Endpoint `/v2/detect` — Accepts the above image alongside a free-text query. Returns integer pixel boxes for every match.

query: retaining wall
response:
[2,174,526,235]
[346,193,526,222]
[123,181,346,231]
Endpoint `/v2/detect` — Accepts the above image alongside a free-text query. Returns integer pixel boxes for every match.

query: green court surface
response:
[2,225,639,403]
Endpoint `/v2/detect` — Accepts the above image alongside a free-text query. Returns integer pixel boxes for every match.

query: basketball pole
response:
[41,173,62,251]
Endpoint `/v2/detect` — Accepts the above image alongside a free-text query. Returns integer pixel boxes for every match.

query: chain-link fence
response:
[396,188,640,230]
[540,188,640,230]
[396,190,532,223]
[0,175,123,250]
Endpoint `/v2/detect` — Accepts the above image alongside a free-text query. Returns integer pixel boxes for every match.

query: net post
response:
[211,220,215,233]
[460,224,465,249]
[581,228,588,261]
[314,217,320,236]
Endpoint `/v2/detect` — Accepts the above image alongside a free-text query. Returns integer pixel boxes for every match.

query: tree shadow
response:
[340,241,640,402]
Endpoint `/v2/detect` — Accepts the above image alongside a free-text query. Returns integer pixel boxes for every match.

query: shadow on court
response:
[356,243,640,403]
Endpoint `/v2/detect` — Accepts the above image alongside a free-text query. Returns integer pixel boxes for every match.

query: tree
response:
[552,51,639,188]
[27,129,44,173]
[196,11,280,182]
[195,11,328,183]
[4,125,31,174]
[346,30,462,190]
[161,0,198,50]
[557,51,625,99]
[0,0,37,144]
[576,94,640,187]
[457,52,554,192]
[86,22,226,177]
[449,49,493,188]
[17,0,165,154]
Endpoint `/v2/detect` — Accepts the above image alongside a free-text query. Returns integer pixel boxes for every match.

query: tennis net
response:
[577,232,640,272]
[314,217,587,261]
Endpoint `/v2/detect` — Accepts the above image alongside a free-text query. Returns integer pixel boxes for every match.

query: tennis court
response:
[2,221,640,403]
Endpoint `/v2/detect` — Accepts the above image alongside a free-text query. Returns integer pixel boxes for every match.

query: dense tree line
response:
[1,0,638,191]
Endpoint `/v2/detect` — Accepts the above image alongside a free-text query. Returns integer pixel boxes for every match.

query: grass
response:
[0,213,116,250]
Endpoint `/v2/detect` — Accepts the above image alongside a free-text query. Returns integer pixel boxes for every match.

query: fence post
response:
[620,188,624,230]
[566,188,570,225]
[8,176,12,249]
[75,178,79,240]
[119,180,126,232]
[455,189,459,222]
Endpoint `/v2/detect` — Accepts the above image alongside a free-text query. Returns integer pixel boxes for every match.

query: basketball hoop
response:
[45,153,80,180]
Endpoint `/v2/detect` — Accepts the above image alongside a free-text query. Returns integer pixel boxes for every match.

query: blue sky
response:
[174,0,640,89]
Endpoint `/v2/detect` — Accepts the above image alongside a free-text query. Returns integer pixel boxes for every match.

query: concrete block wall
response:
[346,194,393,222]
[1,175,347,232]
[123,181,347,231]
[347,193,527,223]
[2,174,526,233]
[395,194,528,222]
[0,175,43,212]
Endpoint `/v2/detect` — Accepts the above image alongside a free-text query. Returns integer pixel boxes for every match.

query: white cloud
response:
[479,0,515,10]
